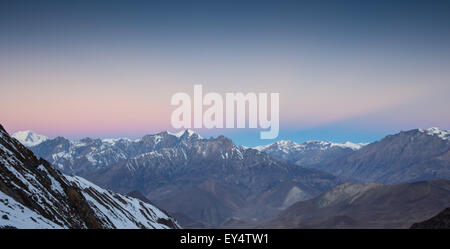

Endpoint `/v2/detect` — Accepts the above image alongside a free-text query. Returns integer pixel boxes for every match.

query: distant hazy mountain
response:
[0,125,179,229]
[259,180,450,229]
[29,130,342,228]
[12,130,48,147]
[411,207,450,229]
[254,140,367,167]
[313,128,450,184]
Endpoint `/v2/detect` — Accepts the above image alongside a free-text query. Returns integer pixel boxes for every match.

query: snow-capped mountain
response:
[255,139,367,152]
[254,140,368,167]
[419,127,450,141]
[313,128,450,184]
[10,125,450,229]
[0,125,180,229]
[167,129,202,139]
[12,130,48,147]
[28,129,365,174]
[254,128,450,185]
[29,129,202,174]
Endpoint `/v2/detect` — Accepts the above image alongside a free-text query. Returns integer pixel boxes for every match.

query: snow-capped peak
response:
[101,138,131,145]
[253,144,269,151]
[12,130,48,147]
[254,140,301,151]
[276,140,300,146]
[254,139,368,152]
[330,141,369,150]
[168,129,202,139]
[302,140,367,150]
[419,127,450,141]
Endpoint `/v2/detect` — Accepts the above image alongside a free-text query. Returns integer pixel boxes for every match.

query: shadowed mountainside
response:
[258,180,450,229]
[411,207,450,229]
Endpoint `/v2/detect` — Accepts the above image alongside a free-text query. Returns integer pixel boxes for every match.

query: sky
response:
[1,0,450,146]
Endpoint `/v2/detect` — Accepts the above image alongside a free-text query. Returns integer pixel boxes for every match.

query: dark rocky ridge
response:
[411,207,450,229]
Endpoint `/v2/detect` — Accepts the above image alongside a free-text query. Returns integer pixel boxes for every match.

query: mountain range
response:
[8,126,450,228]
[255,140,367,167]
[21,130,343,228]
[254,128,450,185]
[1,125,179,229]
[311,128,450,184]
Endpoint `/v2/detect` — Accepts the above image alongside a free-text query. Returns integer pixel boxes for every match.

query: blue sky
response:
[1,0,450,146]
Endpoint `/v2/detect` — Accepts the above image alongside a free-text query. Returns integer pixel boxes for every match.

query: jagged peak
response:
[11,130,48,147]
[167,129,202,139]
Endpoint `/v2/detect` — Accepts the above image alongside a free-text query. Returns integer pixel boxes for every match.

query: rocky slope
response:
[0,125,179,229]
[259,180,450,229]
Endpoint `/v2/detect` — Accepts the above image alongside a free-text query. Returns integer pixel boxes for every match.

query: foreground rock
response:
[411,207,450,229]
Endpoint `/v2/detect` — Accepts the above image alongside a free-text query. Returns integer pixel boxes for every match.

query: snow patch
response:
[420,127,450,141]
[0,191,62,229]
